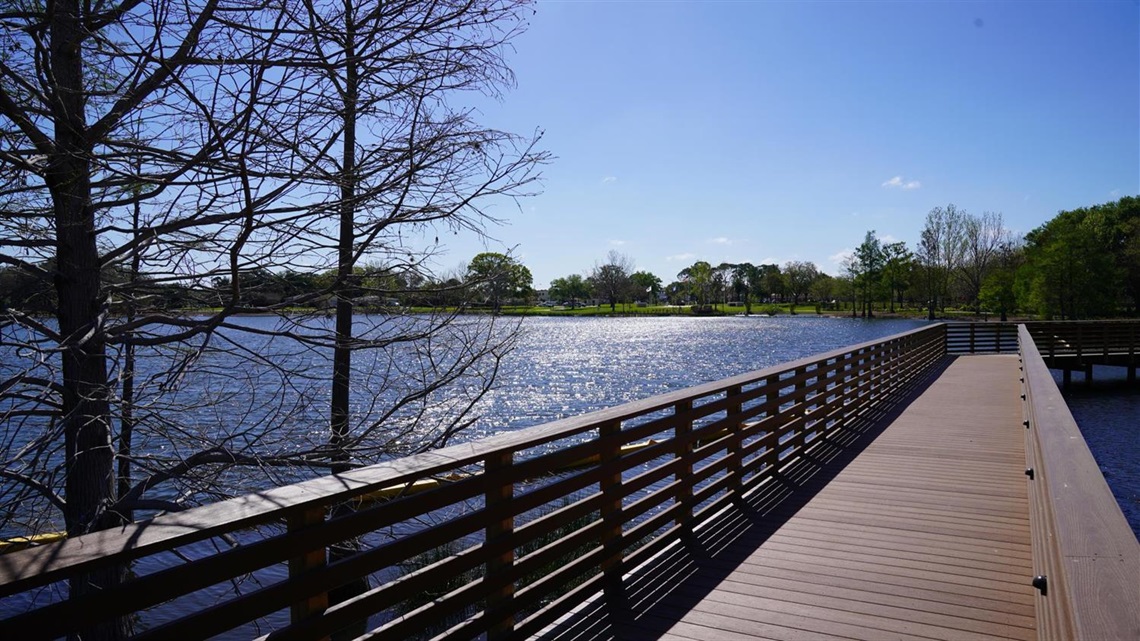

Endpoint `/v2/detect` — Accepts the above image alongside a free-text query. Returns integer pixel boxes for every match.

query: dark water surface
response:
[1055,368,1140,539]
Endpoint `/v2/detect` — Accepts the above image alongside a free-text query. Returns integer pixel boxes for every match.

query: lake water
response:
[469,315,928,439]
[1055,369,1140,538]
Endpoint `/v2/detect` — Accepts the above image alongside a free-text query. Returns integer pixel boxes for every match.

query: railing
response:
[1024,320,1140,367]
[945,322,1019,354]
[1018,325,1140,641]
[0,324,948,640]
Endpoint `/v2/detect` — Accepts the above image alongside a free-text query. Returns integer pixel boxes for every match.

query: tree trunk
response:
[51,1,125,636]
[330,2,358,475]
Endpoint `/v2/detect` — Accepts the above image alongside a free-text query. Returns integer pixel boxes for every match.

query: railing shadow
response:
[540,355,956,640]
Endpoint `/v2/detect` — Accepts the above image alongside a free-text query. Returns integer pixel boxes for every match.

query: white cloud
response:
[706,237,732,245]
[608,239,627,246]
[829,249,854,266]
[1110,189,1121,198]
[880,234,899,243]
[882,175,921,190]
[666,252,697,262]
[601,176,617,184]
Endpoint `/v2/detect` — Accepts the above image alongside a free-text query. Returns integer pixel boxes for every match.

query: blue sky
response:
[450,1,1139,288]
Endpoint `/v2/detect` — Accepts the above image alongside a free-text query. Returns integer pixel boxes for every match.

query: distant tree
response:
[854,232,885,317]
[677,261,715,307]
[918,204,968,318]
[980,240,1024,321]
[881,242,913,313]
[810,273,836,310]
[665,280,689,305]
[1021,209,1119,319]
[630,271,663,304]
[713,263,735,307]
[467,253,533,312]
[590,251,634,312]
[759,264,785,302]
[783,261,820,314]
[549,274,590,308]
[731,263,762,314]
[840,255,861,317]
[961,212,1007,314]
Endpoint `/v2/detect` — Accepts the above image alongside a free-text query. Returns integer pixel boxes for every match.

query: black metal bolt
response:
[1025,468,1034,480]
[1031,575,1048,595]
[1023,420,1030,429]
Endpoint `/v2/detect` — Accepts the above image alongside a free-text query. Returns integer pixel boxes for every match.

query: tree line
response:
[537,195,1140,320]
[836,196,1140,321]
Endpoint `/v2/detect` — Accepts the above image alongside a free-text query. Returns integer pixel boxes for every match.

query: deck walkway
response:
[543,355,1036,641]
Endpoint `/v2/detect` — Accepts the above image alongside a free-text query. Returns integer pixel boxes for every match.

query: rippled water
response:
[1055,369,1140,539]
[467,315,927,440]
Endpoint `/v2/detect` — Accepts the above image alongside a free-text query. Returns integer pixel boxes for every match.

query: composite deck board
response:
[540,355,1036,640]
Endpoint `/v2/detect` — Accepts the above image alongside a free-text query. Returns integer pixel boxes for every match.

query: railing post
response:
[675,400,693,535]
[486,452,515,640]
[726,385,744,500]
[599,420,624,596]
[969,322,976,354]
[1129,324,1136,383]
[1076,324,1084,362]
[288,506,329,628]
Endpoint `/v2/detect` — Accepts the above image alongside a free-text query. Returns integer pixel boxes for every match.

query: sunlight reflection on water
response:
[464,315,926,441]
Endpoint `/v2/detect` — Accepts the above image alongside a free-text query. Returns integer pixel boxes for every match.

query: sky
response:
[443,0,1139,289]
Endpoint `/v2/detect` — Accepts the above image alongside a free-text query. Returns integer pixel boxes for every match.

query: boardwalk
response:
[543,355,1037,641]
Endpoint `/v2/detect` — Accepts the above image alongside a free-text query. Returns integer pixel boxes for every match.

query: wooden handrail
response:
[1018,324,1140,641]
[0,324,949,639]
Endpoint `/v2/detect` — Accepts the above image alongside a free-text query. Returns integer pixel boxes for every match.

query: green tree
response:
[549,274,590,308]
[731,263,762,314]
[854,231,885,317]
[759,264,784,303]
[882,242,913,313]
[980,241,1024,321]
[467,253,533,312]
[630,270,663,304]
[782,261,820,314]
[677,261,714,307]
[1022,210,1118,319]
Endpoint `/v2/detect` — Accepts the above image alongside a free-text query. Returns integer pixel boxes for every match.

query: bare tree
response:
[0,1,543,626]
[590,250,634,312]
[917,204,967,318]
[279,0,544,469]
[960,211,1006,314]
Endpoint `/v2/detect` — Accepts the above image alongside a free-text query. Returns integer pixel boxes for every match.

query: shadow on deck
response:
[543,355,1036,641]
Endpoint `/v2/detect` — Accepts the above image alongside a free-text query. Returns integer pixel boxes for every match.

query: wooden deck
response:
[542,355,1037,641]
